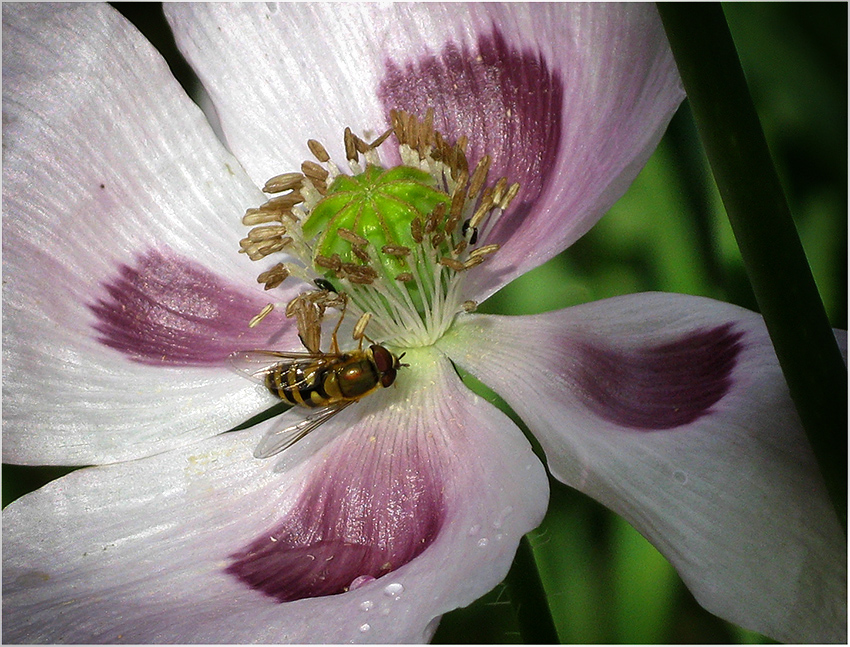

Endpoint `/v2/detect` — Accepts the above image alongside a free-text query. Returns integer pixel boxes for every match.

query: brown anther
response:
[249,303,276,328]
[337,227,369,247]
[500,182,521,210]
[343,127,358,162]
[285,292,326,354]
[307,139,330,163]
[248,225,288,242]
[256,239,291,257]
[257,263,290,290]
[354,134,370,155]
[421,107,435,147]
[340,262,377,277]
[431,131,446,160]
[462,256,486,270]
[424,212,437,234]
[491,177,508,204]
[439,257,466,272]
[410,217,424,244]
[453,239,468,256]
[263,172,304,194]
[454,137,469,177]
[315,253,342,271]
[468,243,500,260]
[301,160,329,181]
[468,155,491,199]
[382,244,411,257]
[430,231,445,247]
[445,173,469,234]
[261,192,304,211]
[461,300,478,313]
[456,134,469,154]
[469,190,495,230]
[352,246,371,263]
[344,268,378,285]
[395,272,414,282]
[352,312,372,341]
[242,209,283,226]
[390,110,405,144]
[426,202,446,234]
[311,178,328,195]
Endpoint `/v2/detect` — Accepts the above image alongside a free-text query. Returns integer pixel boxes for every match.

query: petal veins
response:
[89,248,291,366]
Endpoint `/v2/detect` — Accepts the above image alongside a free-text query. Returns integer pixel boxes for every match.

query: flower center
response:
[240,110,518,348]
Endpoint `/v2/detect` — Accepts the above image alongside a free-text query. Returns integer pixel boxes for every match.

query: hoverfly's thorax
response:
[334,356,377,399]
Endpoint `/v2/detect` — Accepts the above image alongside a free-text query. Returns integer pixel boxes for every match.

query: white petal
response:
[438,293,846,643]
[3,347,548,643]
[166,4,683,297]
[2,4,299,464]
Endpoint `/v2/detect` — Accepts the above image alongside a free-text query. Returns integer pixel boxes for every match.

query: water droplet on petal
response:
[383,582,404,598]
[477,537,489,547]
[359,600,374,612]
[359,623,371,633]
[673,470,688,485]
[349,575,376,591]
[493,505,514,529]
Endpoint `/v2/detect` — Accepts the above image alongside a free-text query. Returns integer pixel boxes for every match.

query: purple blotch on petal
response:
[575,324,744,429]
[379,27,563,242]
[89,249,288,366]
[227,440,445,602]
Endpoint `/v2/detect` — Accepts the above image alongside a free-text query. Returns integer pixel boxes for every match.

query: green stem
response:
[504,534,560,643]
[657,3,847,532]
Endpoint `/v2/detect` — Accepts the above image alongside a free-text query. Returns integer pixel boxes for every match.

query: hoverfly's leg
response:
[352,312,373,350]
[329,296,348,355]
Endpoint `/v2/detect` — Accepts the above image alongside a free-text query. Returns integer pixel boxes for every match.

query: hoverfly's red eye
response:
[370,345,394,373]
[380,368,397,388]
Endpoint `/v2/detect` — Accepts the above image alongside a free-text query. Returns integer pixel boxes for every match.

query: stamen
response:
[439,257,466,272]
[307,139,331,163]
[337,227,369,247]
[249,303,276,328]
[315,254,342,271]
[343,127,358,163]
[239,110,519,347]
[467,155,491,200]
[382,245,411,257]
[263,172,304,194]
[301,160,329,183]
[257,263,290,290]
[242,209,283,226]
[352,312,372,341]
[368,128,393,150]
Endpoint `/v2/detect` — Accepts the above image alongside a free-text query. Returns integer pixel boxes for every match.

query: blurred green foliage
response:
[3,2,845,644]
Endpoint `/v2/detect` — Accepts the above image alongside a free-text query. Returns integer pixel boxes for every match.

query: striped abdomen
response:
[263,354,383,408]
[265,360,339,407]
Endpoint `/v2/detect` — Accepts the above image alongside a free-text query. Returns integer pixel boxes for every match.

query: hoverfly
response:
[229,310,405,458]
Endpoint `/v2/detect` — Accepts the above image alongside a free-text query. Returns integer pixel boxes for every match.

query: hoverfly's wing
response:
[228,349,341,386]
[253,400,355,458]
